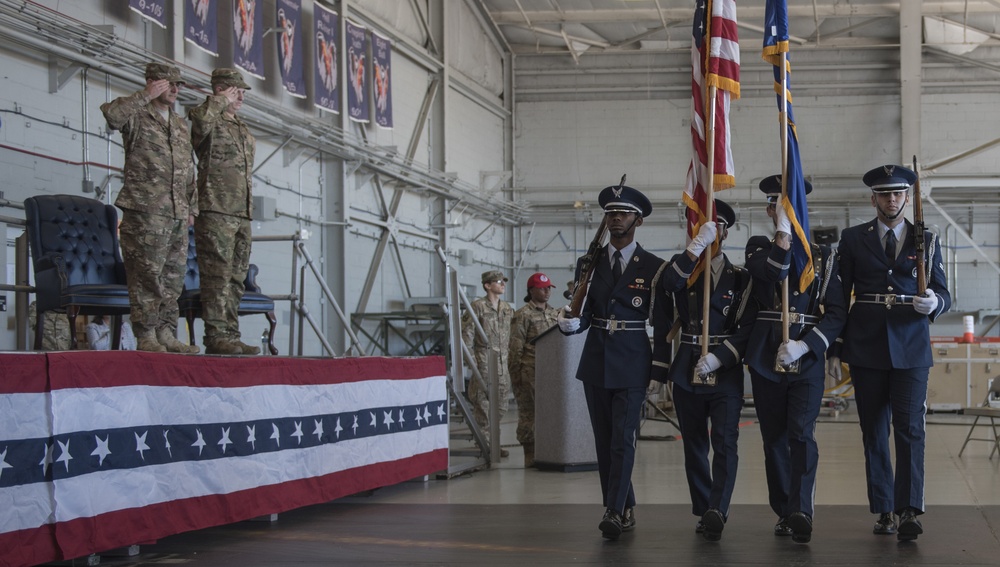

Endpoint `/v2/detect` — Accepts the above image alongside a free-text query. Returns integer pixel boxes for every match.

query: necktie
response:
[884,230,897,261]
[612,250,623,283]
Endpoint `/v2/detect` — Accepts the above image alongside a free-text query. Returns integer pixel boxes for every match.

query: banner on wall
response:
[185,0,219,57]
[130,0,167,29]
[313,4,339,114]
[276,0,306,98]
[233,0,265,79]
[345,20,369,123]
[372,32,393,129]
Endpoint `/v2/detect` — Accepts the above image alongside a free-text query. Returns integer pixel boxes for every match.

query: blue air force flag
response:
[233,0,264,79]
[276,0,305,98]
[185,0,219,57]
[372,32,393,129]
[130,0,167,28]
[314,4,340,114]
[346,20,369,123]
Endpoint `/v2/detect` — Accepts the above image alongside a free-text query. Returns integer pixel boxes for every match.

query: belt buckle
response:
[883,294,896,309]
[788,312,802,324]
[608,319,618,335]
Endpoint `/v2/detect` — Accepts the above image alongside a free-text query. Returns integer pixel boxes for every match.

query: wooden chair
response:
[178,227,278,354]
[23,194,131,350]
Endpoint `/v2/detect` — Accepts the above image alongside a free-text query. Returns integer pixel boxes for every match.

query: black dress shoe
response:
[599,508,624,540]
[621,507,636,532]
[701,508,725,541]
[787,511,813,544]
[873,512,897,535]
[897,508,923,541]
[774,517,793,536]
[695,520,706,534]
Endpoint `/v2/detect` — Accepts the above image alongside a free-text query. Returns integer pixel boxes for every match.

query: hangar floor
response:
[76,405,1000,566]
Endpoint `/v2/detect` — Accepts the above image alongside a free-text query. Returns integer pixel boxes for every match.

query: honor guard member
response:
[461,270,515,458]
[101,62,200,354]
[508,272,561,467]
[557,182,669,540]
[652,200,754,542]
[829,165,950,541]
[189,68,258,355]
[744,176,847,544]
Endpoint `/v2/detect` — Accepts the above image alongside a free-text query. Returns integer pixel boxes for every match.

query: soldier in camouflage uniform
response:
[508,272,560,467]
[461,270,514,457]
[100,62,200,354]
[189,68,258,355]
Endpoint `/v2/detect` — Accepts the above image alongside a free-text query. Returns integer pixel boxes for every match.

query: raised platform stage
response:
[0,352,448,567]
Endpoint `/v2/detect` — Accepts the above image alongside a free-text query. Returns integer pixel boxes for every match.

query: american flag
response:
[684,0,740,279]
[0,352,448,567]
[763,0,814,292]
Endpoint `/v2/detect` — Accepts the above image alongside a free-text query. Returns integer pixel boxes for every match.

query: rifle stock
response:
[912,156,926,294]
[568,216,608,317]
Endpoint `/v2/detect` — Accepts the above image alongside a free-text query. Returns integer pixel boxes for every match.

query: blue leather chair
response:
[24,194,131,350]
[178,227,278,354]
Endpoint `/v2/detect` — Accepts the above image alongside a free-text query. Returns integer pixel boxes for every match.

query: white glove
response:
[775,196,792,236]
[777,340,810,365]
[827,356,842,380]
[557,306,581,333]
[687,222,718,257]
[694,353,722,377]
[913,289,938,316]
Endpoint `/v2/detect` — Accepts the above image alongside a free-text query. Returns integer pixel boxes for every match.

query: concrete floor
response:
[78,403,1000,566]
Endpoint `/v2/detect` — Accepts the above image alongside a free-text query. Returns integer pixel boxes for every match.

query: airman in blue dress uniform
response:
[744,176,847,544]
[830,165,950,541]
[557,182,669,540]
[652,200,754,542]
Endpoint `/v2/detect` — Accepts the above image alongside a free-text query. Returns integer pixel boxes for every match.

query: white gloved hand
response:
[775,196,792,236]
[557,306,581,333]
[913,289,938,316]
[826,356,842,380]
[777,340,810,366]
[694,353,722,377]
[687,221,718,257]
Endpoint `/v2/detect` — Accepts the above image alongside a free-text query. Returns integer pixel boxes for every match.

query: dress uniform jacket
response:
[835,219,950,368]
[745,237,847,381]
[574,243,668,389]
[654,251,753,394]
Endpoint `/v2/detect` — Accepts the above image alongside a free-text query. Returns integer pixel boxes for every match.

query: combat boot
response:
[230,338,261,355]
[157,328,200,354]
[523,443,535,468]
[136,333,167,353]
[204,336,244,355]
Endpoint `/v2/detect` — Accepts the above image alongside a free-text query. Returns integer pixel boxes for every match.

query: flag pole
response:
[701,85,718,359]
[778,51,792,346]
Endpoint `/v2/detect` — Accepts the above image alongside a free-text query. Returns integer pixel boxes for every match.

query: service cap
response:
[598,184,652,218]
[863,164,916,192]
[211,68,251,90]
[145,62,184,84]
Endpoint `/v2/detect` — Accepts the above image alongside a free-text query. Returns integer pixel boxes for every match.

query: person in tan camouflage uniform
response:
[508,272,560,467]
[461,270,514,457]
[189,68,258,355]
[100,62,200,354]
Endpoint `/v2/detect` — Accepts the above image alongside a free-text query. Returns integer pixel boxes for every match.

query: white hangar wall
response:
[0,0,515,355]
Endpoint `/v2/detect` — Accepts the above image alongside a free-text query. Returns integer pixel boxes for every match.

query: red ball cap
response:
[527,272,555,289]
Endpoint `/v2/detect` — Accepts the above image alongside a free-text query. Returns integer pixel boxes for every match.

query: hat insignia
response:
[612,186,623,198]
[883,165,895,176]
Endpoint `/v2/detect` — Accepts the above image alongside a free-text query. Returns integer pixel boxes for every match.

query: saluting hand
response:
[913,290,938,316]
[144,79,170,100]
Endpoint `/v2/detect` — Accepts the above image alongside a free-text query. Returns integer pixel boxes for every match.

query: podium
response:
[532,327,598,471]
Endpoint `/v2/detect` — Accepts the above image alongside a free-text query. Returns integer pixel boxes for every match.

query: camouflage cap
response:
[145,63,184,84]
[481,270,508,284]
[211,68,251,90]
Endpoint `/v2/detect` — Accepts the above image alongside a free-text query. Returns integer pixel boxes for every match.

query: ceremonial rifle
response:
[567,174,623,317]
[912,156,927,294]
